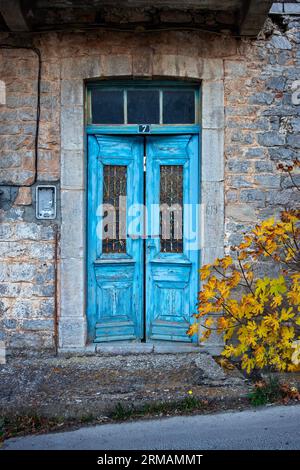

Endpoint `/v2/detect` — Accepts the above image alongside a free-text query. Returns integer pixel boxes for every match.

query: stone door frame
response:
[59,54,225,352]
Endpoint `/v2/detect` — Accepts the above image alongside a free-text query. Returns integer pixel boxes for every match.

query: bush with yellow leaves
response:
[188,161,300,374]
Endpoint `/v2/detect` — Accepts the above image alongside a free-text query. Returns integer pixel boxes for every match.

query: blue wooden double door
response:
[87,133,199,343]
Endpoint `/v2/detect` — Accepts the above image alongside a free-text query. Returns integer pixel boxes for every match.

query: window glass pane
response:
[160,165,183,253]
[91,90,124,124]
[127,90,159,124]
[102,165,127,253]
[163,90,195,124]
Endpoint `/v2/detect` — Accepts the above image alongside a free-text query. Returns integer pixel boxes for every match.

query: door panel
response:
[87,135,144,342]
[87,133,199,343]
[145,135,199,342]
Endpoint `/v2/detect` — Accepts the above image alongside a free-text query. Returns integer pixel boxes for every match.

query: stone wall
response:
[224,16,300,251]
[0,14,299,354]
[0,41,60,355]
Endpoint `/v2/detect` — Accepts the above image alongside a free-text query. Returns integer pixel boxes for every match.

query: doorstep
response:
[58,341,209,357]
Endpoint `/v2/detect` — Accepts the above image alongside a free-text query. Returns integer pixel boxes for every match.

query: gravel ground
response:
[0,352,249,419]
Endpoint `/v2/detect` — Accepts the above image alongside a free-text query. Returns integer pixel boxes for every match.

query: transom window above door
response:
[87,83,200,125]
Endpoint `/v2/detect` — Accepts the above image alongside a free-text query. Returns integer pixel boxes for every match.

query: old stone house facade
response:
[0,1,299,356]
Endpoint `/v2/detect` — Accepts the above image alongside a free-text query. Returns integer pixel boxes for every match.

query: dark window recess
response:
[127,90,160,124]
[102,165,127,253]
[91,90,124,124]
[160,165,183,253]
[163,90,195,124]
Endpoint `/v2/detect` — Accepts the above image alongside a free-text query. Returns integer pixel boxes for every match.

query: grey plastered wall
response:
[59,54,225,352]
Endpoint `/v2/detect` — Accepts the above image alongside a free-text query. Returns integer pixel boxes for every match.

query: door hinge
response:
[143,155,146,172]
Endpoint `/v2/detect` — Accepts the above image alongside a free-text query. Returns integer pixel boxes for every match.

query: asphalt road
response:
[3,405,300,450]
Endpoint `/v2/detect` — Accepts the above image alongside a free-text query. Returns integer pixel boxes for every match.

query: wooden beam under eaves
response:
[0,0,30,32]
[239,0,274,36]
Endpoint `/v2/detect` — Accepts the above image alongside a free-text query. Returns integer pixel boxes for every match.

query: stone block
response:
[14,187,32,206]
[255,161,275,172]
[8,332,45,350]
[225,190,238,203]
[15,223,38,241]
[202,59,224,80]
[258,132,285,147]
[231,132,253,145]
[61,190,84,259]
[15,223,55,242]
[266,76,286,92]
[229,176,253,188]
[0,341,6,364]
[59,317,86,349]
[285,4,300,15]
[270,3,283,14]
[227,160,251,173]
[61,57,101,79]
[61,150,84,189]
[9,263,36,282]
[0,241,27,259]
[201,129,224,182]
[245,147,265,158]
[28,242,54,261]
[201,246,224,266]
[201,181,224,249]
[271,36,292,50]
[0,168,34,186]
[61,80,84,106]
[2,319,16,329]
[269,147,296,161]
[36,263,55,284]
[101,54,132,77]
[31,284,55,298]
[23,320,54,331]
[202,81,224,129]
[11,300,34,319]
[240,189,266,204]
[291,117,300,133]
[249,92,274,105]
[133,52,153,77]
[0,80,5,106]
[96,343,154,355]
[0,223,14,240]
[39,299,55,318]
[0,153,21,169]
[287,134,300,149]
[61,106,84,151]
[224,60,247,78]
[254,175,281,188]
[226,203,256,223]
[153,54,198,79]
[60,258,85,318]
[153,343,199,354]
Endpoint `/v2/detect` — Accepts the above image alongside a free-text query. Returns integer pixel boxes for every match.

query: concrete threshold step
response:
[59,342,216,357]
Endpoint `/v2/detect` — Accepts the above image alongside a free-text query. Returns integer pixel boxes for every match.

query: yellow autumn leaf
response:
[187,323,198,337]
[200,264,213,281]
[280,307,295,321]
[271,295,283,308]
[204,317,215,328]
[238,251,247,261]
[216,357,235,370]
[220,256,233,270]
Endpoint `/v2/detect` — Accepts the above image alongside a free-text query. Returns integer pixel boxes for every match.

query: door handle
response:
[146,238,158,254]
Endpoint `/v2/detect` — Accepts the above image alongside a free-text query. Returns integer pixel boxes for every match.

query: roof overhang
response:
[0,0,274,36]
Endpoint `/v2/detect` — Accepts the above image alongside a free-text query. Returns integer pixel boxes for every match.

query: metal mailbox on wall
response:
[36,185,56,220]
